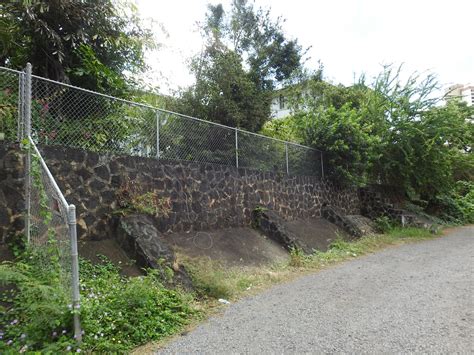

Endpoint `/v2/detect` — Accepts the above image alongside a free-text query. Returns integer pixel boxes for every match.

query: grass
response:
[179,227,438,302]
[1,226,440,353]
[134,226,440,353]
[0,252,198,353]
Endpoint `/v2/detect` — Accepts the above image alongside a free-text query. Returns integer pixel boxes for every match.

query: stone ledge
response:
[114,213,193,289]
[322,206,376,238]
[252,208,312,253]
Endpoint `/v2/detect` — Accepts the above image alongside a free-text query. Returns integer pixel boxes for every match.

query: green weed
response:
[1,226,440,352]
[0,253,197,353]
[181,226,439,303]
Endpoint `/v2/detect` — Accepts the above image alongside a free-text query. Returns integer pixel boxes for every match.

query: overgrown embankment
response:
[0,226,441,352]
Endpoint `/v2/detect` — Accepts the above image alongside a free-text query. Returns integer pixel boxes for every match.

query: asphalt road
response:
[160,226,474,354]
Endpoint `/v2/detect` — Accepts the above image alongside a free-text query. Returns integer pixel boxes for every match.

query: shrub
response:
[432,181,474,224]
[0,244,74,353]
[0,252,197,352]
[116,178,171,217]
[374,216,394,233]
[78,257,196,352]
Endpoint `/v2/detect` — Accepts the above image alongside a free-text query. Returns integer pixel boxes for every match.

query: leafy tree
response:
[291,102,380,186]
[364,67,473,199]
[264,76,379,184]
[223,0,305,90]
[263,66,474,208]
[0,0,155,95]
[179,0,306,131]
[178,49,270,132]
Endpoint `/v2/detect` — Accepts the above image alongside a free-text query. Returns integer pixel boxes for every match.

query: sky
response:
[136,0,473,94]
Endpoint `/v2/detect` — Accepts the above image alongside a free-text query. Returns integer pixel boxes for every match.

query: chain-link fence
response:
[1,62,326,345]
[0,66,323,176]
[27,137,81,342]
[1,63,325,345]
[30,75,158,156]
[0,67,23,142]
[1,64,83,341]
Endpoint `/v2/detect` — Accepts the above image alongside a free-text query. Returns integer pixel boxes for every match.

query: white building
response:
[445,84,474,106]
[270,91,292,119]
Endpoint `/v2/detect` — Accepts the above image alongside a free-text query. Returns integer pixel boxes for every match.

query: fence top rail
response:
[0,65,320,153]
[0,66,24,75]
[28,136,69,209]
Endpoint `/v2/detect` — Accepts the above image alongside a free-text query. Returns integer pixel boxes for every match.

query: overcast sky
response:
[136,0,473,94]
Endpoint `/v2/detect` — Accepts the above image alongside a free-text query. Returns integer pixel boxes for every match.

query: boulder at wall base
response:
[252,208,311,254]
[321,205,376,238]
[115,213,193,289]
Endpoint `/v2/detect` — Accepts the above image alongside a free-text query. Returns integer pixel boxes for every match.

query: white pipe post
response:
[67,204,82,343]
[17,72,24,140]
[156,111,160,159]
[235,128,239,168]
[25,63,32,243]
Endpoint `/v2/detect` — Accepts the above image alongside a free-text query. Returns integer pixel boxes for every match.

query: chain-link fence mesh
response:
[27,135,81,339]
[29,142,72,291]
[238,130,287,172]
[2,62,325,343]
[0,67,22,142]
[31,76,157,156]
[287,143,323,178]
[159,112,236,165]
[1,66,324,177]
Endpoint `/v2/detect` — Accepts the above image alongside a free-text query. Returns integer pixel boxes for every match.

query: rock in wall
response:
[0,144,24,243]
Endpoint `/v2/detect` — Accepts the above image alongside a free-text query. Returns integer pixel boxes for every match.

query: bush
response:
[432,181,474,224]
[0,252,197,352]
[183,258,235,300]
[374,216,395,233]
[0,244,74,353]
[78,257,196,352]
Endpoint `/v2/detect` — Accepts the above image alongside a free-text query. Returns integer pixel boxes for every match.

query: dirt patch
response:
[284,217,348,251]
[167,227,289,267]
[0,243,15,262]
[78,238,143,277]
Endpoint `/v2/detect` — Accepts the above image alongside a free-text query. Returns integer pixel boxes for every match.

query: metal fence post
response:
[156,111,160,159]
[67,204,82,343]
[285,143,289,175]
[24,63,32,243]
[235,128,239,168]
[320,151,325,180]
[25,63,31,137]
[17,72,24,141]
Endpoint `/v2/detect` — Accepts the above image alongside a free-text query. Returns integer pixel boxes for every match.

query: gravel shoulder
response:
[159,226,474,354]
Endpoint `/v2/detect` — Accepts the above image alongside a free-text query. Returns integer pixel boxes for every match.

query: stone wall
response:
[0,144,361,241]
[359,185,405,220]
[0,144,24,243]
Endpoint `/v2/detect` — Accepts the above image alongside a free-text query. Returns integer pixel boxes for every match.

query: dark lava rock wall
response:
[0,144,361,241]
[0,144,24,243]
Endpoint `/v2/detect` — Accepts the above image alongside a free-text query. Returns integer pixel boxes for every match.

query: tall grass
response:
[181,227,438,301]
